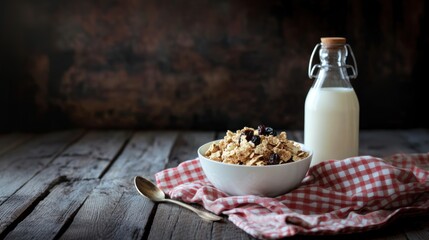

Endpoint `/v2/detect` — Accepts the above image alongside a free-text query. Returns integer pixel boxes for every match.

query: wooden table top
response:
[0,129,428,240]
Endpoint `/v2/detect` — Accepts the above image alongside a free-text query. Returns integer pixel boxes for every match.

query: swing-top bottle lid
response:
[321,37,346,48]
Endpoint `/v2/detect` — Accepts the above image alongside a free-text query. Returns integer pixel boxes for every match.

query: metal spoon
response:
[134,176,222,222]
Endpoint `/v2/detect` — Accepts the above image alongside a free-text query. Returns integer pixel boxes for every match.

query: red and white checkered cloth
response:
[155,153,429,239]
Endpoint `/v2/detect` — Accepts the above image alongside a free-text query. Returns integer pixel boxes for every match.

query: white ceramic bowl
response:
[197,139,313,197]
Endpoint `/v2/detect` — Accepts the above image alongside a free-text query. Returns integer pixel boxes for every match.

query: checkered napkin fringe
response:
[155,153,429,239]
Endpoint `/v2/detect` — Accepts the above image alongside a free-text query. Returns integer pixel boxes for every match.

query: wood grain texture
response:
[0,133,33,156]
[147,131,226,239]
[0,130,83,169]
[0,130,83,204]
[359,130,417,157]
[0,130,129,237]
[211,221,256,240]
[49,130,131,179]
[165,131,216,168]
[0,173,64,235]
[61,131,180,239]
[102,131,178,181]
[0,133,33,203]
[400,129,429,153]
[4,179,98,240]
[60,178,150,240]
[403,215,429,240]
[148,203,217,240]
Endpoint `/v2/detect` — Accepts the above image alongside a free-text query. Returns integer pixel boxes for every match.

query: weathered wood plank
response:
[0,130,83,170]
[404,214,429,240]
[290,129,428,157]
[4,179,98,240]
[148,131,234,239]
[148,203,217,240]
[49,130,131,179]
[359,130,416,157]
[102,131,179,181]
[288,130,304,143]
[60,130,131,160]
[211,220,255,240]
[61,131,180,239]
[60,178,150,240]
[165,131,216,168]
[400,129,429,153]
[0,173,64,235]
[0,130,130,237]
[0,130,83,204]
[0,133,33,156]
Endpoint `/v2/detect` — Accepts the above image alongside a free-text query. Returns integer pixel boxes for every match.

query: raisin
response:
[265,127,277,136]
[243,129,254,141]
[251,135,261,145]
[257,125,266,135]
[268,153,280,165]
[258,125,277,136]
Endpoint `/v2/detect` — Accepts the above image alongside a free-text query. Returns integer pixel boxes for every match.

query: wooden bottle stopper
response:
[321,37,346,48]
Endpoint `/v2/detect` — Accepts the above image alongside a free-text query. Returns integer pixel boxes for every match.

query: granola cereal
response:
[204,125,309,166]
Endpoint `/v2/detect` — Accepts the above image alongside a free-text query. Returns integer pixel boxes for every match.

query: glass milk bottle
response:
[305,37,359,166]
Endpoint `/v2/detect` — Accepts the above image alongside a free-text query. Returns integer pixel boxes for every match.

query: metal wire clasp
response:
[308,43,359,79]
[308,43,321,79]
[345,44,358,79]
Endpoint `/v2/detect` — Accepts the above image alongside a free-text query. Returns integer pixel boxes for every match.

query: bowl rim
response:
[198,139,313,168]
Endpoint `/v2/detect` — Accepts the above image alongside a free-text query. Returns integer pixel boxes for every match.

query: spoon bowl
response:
[134,176,222,222]
[135,176,165,201]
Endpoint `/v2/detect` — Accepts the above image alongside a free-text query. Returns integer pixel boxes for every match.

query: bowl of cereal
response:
[197,125,312,197]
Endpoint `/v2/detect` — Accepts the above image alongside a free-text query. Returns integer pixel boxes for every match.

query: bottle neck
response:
[313,44,352,89]
[319,45,347,67]
[308,41,358,81]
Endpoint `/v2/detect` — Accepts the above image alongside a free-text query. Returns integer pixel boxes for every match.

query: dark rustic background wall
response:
[1,0,428,132]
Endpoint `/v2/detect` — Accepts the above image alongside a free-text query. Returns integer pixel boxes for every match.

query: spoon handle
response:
[164,198,222,221]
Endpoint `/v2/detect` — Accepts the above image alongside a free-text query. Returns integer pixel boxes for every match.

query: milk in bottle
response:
[304,37,359,166]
